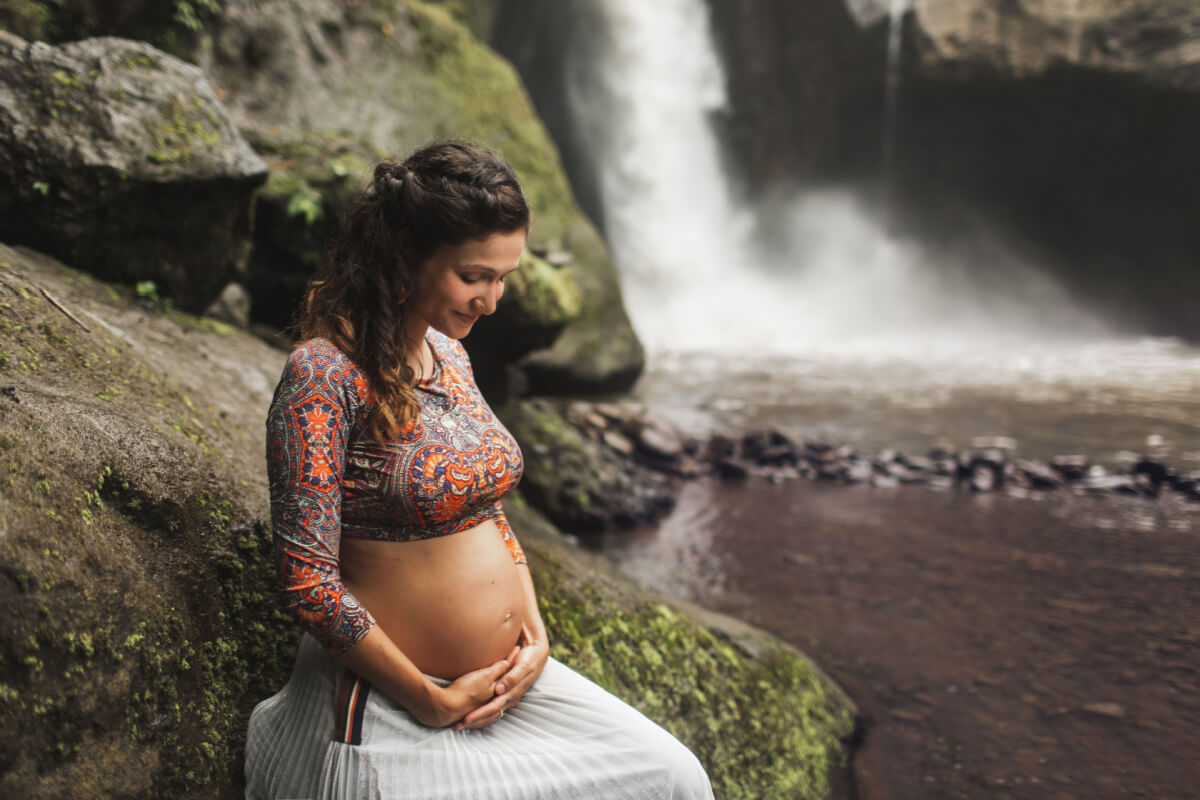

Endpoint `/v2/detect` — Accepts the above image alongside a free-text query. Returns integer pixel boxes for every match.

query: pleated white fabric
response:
[245,635,714,800]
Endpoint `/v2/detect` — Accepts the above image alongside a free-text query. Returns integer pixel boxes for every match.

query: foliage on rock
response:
[0,0,222,59]
[241,128,382,328]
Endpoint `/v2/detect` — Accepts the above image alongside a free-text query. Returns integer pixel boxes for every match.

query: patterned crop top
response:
[266,329,526,654]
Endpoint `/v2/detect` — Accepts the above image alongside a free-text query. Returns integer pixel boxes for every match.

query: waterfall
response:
[568,0,1110,358]
[881,0,908,205]
[566,0,753,352]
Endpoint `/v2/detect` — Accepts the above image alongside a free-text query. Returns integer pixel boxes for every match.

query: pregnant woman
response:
[243,141,713,799]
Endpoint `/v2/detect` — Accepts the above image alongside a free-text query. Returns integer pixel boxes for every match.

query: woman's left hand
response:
[456,631,549,730]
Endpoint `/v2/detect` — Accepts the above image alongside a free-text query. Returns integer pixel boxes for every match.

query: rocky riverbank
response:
[511,396,1200,537]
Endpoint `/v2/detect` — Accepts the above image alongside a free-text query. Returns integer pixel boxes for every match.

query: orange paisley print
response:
[266,331,525,654]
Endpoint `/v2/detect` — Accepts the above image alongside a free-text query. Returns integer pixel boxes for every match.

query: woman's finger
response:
[456,693,508,729]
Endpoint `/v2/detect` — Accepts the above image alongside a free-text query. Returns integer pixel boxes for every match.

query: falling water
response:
[880,0,908,198]
[566,0,753,351]
[569,0,1112,358]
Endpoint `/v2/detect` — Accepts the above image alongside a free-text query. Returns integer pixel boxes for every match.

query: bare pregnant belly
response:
[340,522,526,680]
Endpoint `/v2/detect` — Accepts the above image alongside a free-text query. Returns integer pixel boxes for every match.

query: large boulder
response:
[498,398,675,533]
[0,34,266,311]
[903,0,1200,85]
[0,243,855,798]
[195,0,644,390]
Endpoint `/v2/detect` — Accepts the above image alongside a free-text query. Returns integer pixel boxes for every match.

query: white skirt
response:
[245,635,714,800]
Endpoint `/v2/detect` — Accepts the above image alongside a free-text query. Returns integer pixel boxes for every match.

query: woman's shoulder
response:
[277,338,372,405]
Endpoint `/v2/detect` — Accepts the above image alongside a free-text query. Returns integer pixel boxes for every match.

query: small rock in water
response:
[1146,434,1165,448]
[969,464,997,492]
[634,416,684,460]
[602,429,635,456]
[1051,454,1089,481]
[1133,458,1170,488]
[1016,460,1061,490]
[899,453,934,472]
[714,458,749,481]
[1082,475,1137,494]
[1081,702,1125,719]
[871,473,899,489]
[845,459,873,483]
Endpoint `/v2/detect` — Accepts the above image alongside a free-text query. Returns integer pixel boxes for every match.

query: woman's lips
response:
[454,311,479,325]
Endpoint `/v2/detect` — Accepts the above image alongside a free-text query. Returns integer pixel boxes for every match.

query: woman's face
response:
[405,229,526,341]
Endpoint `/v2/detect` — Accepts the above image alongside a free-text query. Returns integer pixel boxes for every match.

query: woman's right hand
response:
[413,657,510,728]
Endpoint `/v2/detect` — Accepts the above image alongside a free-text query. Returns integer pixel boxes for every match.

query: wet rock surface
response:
[0,33,266,311]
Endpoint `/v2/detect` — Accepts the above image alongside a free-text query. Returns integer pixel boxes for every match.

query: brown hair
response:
[297,141,530,440]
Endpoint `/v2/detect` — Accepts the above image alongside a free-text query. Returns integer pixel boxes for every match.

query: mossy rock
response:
[198,0,645,389]
[240,127,382,328]
[463,248,581,393]
[0,34,266,313]
[0,243,293,798]
[498,398,676,532]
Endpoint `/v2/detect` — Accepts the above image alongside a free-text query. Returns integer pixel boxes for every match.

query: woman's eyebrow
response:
[460,263,521,275]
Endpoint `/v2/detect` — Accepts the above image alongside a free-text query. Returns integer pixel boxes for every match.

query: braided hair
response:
[297,141,531,441]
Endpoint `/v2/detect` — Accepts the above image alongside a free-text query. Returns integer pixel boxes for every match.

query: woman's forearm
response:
[336,626,442,723]
[335,625,511,728]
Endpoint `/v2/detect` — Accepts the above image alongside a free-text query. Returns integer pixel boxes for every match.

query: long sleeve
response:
[266,340,376,654]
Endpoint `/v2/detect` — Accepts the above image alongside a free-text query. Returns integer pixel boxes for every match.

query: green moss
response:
[406,1,578,247]
[505,250,581,326]
[143,94,225,165]
[0,1,55,41]
[0,250,298,796]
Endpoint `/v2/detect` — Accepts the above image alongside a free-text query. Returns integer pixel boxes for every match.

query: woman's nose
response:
[478,285,502,315]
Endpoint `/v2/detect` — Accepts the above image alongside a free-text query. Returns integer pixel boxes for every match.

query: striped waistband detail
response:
[338,673,371,746]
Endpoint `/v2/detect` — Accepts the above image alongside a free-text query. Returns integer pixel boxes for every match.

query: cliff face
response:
[710,0,1200,337]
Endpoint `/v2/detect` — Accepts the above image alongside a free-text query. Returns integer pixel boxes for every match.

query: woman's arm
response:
[339,625,511,728]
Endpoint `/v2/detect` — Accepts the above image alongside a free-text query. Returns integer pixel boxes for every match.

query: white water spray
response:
[572,0,1111,358]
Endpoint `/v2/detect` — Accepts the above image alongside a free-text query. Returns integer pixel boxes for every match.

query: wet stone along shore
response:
[543,400,1200,533]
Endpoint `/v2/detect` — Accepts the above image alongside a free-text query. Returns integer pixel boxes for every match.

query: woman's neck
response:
[405,324,433,382]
